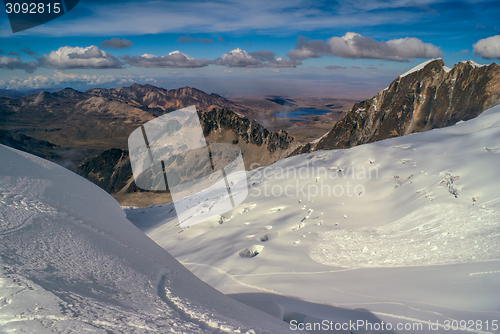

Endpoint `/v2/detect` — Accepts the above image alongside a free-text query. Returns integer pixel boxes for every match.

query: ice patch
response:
[400,58,441,78]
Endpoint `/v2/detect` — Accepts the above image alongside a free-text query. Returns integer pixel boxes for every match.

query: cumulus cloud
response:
[99,38,133,49]
[287,37,330,60]
[0,56,38,73]
[215,48,265,68]
[288,33,443,62]
[122,50,211,68]
[177,34,214,44]
[39,46,124,69]
[325,65,346,69]
[0,70,155,90]
[215,48,300,68]
[217,37,225,42]
[8,51,20,56]
[473,35,500,59]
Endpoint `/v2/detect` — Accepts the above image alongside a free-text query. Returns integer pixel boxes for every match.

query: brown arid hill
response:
[293,59,500,155]
[0,84,251,152]
[0,84,298,206]
[86,84,247,114]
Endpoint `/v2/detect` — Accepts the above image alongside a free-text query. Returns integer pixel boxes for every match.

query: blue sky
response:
[1,0,499,98]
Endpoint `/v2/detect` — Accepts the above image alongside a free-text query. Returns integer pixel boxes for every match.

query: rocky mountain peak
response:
[294,59,500,154]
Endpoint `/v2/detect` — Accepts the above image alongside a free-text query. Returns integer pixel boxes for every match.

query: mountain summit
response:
[295,59,500,154]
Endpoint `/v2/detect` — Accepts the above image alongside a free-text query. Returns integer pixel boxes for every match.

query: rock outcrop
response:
[294,59,500,154]
[0,84,297,204]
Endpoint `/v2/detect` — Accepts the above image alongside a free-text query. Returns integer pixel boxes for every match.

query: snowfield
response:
[0,145,294,333]
[127,105,500,333]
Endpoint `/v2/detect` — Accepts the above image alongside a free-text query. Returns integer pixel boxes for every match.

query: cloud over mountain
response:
[473,35,500,59]
[99,38,134,49]
[288,33,443,62]
[0,70,155,90]
[38,46,124,69]
[121,51,212,68]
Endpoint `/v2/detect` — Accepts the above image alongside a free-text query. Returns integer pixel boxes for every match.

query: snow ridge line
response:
[157,273,249,334]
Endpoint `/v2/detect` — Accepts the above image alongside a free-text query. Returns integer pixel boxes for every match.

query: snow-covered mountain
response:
[295,59,500,155]
[0,145,294,333]
[127,104,500,333]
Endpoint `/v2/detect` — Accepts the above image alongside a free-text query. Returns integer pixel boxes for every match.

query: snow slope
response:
[400,58,441,77]
[127,105,500,333]
[0,145,294,333]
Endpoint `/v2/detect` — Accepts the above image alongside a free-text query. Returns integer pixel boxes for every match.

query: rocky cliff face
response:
[0,83,297,204]
[0,84,248,151]
[76,148,132,194]
[76,107,298,203]
[294,59,500,154]
[201,108,298,168]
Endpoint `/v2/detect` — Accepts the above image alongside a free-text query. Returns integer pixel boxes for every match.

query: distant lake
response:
[271,108,331,121]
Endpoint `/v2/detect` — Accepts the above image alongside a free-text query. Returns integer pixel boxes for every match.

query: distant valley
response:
[1,59,499,207]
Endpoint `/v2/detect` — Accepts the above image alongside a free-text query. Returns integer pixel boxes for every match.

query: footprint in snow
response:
[239,245,264,258]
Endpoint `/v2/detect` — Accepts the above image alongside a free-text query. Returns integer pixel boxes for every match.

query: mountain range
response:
[1,59,499,206]
[0,84,298,205]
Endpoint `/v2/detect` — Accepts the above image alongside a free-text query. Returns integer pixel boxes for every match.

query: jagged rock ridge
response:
[77,108,298,202]
[294,59,500,154]
[0,84,297,205]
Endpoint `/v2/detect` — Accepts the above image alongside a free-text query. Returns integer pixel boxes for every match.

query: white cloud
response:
[215,48,300,68]
[288,32,443,62]
[121,50,211,68]
[0,56,38,73]
[0,70,155,90]
[39,46,124,69]
[215,48,265,68]
[473,35,500,59]
[287,37,329,60]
